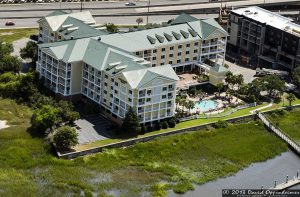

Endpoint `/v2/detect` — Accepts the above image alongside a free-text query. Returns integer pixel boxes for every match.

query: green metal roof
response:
[170,13,198,25]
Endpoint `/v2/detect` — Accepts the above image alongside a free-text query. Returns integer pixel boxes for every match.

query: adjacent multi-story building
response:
[36,11,228,125]
[227,6,300,71]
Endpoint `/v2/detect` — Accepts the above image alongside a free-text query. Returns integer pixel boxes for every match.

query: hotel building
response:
[36,11,228,124]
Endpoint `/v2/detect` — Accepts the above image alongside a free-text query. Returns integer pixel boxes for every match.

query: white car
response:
[125,2,136,6]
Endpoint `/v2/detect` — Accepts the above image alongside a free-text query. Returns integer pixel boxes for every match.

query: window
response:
[186,51,190,55]
[129,90,132,94]
[111,78,114,82]
[153,49,157,53]
[104,90,107,94]
[185,58,189,62]
[110,94,113,98]
[105,75,108,79]
[146,98,151,102]
[193,57,197,60]
[128,98,132,102]
[195,42,199,46]
[162,87,167,91]
[169,61,173,64]
[186,44,190,47]
[104,82,107,86]
[114,90,118,94]
[110,102,112,106]
[161,55,165,59]
[152,56,156,60]
[104,99,107,102]
[115,82,118,86]
[178,52,182,56]
[170,46,174,50]
[168,85,173,89]
[136,52,139,55]
[162,48,165,52]
[194,49,198,53]
[144,50,148,54]
[147,90,152,95]
[110,86,113,90]
[58,35,62,40]
[162,95,166,99]
[169,54,173,57]
[178,45,182,49]
[177,59,181,63]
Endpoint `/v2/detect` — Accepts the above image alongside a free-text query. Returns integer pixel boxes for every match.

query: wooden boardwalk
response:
[257,112,300,155]
[269,178,300,190]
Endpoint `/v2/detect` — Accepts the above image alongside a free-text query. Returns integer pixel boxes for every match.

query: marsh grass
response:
[267,108,300,144]
[0,98,288,196]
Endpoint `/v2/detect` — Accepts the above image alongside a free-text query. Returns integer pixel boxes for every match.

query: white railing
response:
[257,113,300,154]
[179,103,256,122]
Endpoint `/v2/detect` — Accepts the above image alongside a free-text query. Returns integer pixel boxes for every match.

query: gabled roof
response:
[46,10,67,17]
[57,17,108,40]
[170,13,198,25]
[122,64,179,89]
[38,11,95,32]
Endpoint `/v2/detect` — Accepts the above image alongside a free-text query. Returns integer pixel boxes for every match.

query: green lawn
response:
[0,28,37,43]
[0,98,288,196]
[76,103,268,150]
[267,108,300,145]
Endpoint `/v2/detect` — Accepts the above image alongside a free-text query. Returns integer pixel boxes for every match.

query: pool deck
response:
[178,92,243,115]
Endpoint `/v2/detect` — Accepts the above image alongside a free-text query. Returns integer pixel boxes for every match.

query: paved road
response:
[0,13,219,27]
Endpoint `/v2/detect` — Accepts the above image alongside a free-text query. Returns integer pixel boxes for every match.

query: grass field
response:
[0,28,37,43]
[0,98,288,197]
[267,108,300,145]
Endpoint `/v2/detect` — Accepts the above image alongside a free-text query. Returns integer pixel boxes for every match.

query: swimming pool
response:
[194,100,217,111]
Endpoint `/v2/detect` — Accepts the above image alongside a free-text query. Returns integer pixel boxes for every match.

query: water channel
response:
[168,151,300,197]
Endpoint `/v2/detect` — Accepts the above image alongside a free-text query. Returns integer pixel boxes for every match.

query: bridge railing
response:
[257,112,300,153]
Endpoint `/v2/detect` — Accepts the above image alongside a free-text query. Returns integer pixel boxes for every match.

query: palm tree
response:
[216,83,224,97]
[175,96,181,110]
[235,74,244,91]
[136,17,143,27]
[225,71,234,90]
[286,93,296,107]
[186,100,195,114]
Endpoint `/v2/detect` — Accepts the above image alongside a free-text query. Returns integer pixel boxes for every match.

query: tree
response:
[225,71,234,90]
[286,93,296,107]
[175,96,181,110]
[105,23,118,33]
[235,74,244,91]
[57,100,80,123]
[20,41,37,60]
[0,41,13,59]
[216,83,224,97]
[186,100,195,114]
[136,17,143,26]
[262,75,285,98]
[122,107,140,134]
[292,67,300,91]
[53,126,78,150]
[31,105,61,134]
[20,41,38,67]
[0,55,21,74]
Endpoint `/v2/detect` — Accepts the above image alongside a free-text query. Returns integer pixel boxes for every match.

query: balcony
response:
[168,96,173,99]
[210,41,218,45]
[138,101,145,105]
[167,103,172,107]
[138,109,144,113]
[139,94,146,98]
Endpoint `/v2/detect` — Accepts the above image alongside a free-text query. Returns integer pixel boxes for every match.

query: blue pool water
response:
[194,100,217,111]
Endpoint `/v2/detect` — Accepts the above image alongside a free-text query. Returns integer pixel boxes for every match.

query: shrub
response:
[141,125,146,134]
[147,125,153,133]
[168,117,176,128]
[213,120,228,129]
[155,122,162,130]
[162,121,169,129]
[53,126,78,150]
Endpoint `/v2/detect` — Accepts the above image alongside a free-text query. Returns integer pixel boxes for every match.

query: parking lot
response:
[74,113,114,145]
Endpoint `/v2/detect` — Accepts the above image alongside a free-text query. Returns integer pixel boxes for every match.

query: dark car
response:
[5,21,15,26]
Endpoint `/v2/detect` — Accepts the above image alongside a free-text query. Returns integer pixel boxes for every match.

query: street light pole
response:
[146,0,150,24]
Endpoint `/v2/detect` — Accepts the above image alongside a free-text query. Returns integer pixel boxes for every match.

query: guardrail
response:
[179,102,256,122]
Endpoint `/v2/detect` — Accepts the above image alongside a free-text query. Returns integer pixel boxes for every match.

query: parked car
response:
[125,2,136,6]
[5,21,15,26]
